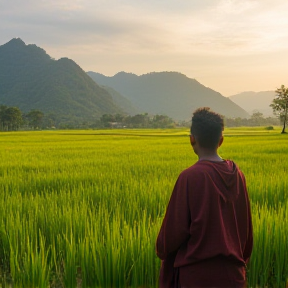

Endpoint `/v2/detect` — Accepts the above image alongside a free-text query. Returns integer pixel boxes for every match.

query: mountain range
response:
[87,71,249,120]
[0,38,125,122]
[0,38,266,124]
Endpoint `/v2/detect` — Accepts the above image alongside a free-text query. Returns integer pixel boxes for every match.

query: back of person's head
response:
[190,107,224,150]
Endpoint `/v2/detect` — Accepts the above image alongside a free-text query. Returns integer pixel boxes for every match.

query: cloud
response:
[215,0,257,14]
[1,0,287,95]
[173,0,288,54]
[2,0,287,56]
[1,0,175,54]
[0,0,84,12]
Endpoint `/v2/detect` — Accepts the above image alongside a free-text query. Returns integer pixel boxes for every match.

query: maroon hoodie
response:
[156,160,253,287]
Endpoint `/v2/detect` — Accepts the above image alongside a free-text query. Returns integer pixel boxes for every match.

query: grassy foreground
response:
[0,127,287,287]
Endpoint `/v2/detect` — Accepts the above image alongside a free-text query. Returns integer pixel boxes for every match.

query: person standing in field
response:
[156,107,253,288]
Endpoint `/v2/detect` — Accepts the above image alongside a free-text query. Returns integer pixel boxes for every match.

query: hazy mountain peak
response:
[229,91,275,116]
[58,57,74,63]
[5,38,26,47]
[114,71,138,78]
[57,57,81,68]
[144,71,186,77]
[0,38,50,63]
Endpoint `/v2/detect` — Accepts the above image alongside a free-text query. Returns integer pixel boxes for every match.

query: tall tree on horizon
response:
[26,109,44,129]
[270,85,288,133]
[0,105,22,131]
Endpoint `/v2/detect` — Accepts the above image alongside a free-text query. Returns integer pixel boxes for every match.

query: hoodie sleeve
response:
[156,173,191,260]
[243,176,253,263]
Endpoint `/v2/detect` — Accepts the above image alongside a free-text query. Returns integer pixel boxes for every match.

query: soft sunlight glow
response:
[1,0,287,95]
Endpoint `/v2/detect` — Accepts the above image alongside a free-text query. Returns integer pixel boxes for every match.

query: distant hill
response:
[0,38,123,122]
[87,71,249,120]
[229,91,276,116]
[100,86,140,115]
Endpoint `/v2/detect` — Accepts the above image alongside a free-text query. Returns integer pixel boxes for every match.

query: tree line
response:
[1,84,287,131]
[0,106,283,131]
[0,105,44,131]
[224,112,280,128]
[0,105,176,131]
[98,113,175,129]
[93,112,282,129]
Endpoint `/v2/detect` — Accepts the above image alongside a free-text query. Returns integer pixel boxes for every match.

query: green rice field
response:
[0,127,287,287]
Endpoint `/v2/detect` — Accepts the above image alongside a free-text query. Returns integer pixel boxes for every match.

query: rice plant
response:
[0,128,287,287]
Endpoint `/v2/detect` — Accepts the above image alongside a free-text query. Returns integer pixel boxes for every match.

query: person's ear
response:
[218,136,224,147]
[190,134,196,146]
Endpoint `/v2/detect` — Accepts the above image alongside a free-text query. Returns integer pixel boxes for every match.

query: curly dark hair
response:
[190,107,224,150]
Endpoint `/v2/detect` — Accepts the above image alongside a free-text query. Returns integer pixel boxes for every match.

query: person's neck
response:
[197,149,223,162]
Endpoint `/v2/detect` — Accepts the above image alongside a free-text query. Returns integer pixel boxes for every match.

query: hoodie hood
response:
[196,160,241,202]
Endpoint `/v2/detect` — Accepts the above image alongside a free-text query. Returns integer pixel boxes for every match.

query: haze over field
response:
[1,0,287,96]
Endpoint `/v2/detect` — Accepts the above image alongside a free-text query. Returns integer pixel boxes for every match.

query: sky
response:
[1,0,288,96]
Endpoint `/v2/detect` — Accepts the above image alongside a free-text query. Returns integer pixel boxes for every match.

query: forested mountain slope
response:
[0,38,123,122]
